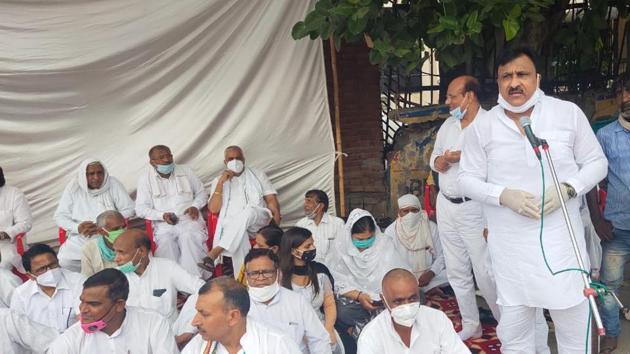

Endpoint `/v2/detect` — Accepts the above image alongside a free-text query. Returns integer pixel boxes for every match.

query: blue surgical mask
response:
[352,235,376,249]
[97,236,116,262]
[450,106,467,120]
[117,249,142,274]
[156,163,175,174]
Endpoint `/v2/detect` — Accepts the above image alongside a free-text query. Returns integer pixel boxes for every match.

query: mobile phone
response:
[372,300,384,307]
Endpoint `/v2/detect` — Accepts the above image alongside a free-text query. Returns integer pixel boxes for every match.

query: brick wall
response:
[323,40,388,219]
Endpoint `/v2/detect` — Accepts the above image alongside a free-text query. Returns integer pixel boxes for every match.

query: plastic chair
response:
[207,211,222,276]
[58,228,67,245]
[143,219,158,254]
[12,233,28,281]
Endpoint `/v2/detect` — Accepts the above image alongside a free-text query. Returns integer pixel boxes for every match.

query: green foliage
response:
[292,0,626,79]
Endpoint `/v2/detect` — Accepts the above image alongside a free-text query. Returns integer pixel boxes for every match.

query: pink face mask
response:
[80,315,107,334]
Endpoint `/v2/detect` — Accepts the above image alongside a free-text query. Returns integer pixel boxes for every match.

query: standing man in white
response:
[458,47,607,352]
[0,166,32,272]
[430,75,500,340]
[207,145,281,277]
[55,159,135,272]
[295,189,345,267]
[136,145,209,277]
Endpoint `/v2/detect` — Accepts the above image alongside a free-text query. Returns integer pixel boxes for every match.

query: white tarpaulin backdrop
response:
[0,0,335,243]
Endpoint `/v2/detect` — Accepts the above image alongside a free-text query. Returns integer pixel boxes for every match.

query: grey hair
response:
[96,210,125,228]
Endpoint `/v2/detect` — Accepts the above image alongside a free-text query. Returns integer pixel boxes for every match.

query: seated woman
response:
[331,209,410,353]
[279,227,342,354]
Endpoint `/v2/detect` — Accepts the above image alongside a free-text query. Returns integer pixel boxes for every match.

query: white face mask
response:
[36,267,63,287]
[384,297,420,327]
[226,159,244,174]
[400,210,421,230]
[248,281,280,303]
[305,203,321,219]
[497,88,543,114]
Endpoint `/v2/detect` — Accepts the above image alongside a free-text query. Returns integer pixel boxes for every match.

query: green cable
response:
[537,159,589,276]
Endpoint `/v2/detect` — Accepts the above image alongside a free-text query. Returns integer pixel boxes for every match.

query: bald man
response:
[206,145,281,277]
[357,268,469,353]
[136,145,209,277]
[112,229,204,327]
[430,75,499,340]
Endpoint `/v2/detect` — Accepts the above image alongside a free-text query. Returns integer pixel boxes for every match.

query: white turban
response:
[397,194,422,210]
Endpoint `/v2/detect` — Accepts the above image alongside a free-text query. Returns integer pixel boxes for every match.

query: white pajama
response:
[0,185,32,271]
[152,216,209,277]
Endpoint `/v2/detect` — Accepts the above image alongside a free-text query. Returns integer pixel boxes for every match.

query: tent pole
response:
[329,38,346,217]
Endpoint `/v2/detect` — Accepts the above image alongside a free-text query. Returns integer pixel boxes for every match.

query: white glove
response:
[499,188,540,219]
[538,184,571,215]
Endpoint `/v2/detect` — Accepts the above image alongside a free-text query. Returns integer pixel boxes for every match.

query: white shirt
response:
[248,287,332,354]
[125,257,204,323]
[458,95,608,308]
[0,308,59,354]
[357,306,470,354]
[209,167,276,217]
[0,268,22,308]
[54,177,134,234]
[384,220,445,279]
[136,164,208,221]
[181,319,302,354]
[47,306,178,354]
[430,110,486,198]
[295,214,345,266]
[0,185,32,239]
[10,268,84,332]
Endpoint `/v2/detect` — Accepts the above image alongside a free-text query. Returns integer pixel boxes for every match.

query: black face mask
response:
[0,167,4,187]
[301,249,316,263]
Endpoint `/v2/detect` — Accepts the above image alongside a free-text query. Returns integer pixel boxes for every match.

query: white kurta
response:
[357,306,470,354]
[458,95,608,308]
[124,257,204,324]
[136,164,209,277]
[181,319,302,354]
[295,214,345,267]
[0,308,59,354]
[80,238,117,277]
[54,176,134,268]
[0,268,22,308]
[10,268,84,332]
[248,287,332,354]
[0,185,32,270]
[383,220,448,291]
[209,167,275,275]
[47,306,178,354]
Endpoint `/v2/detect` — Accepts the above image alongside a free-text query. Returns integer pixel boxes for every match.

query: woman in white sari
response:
[330,208,410,353]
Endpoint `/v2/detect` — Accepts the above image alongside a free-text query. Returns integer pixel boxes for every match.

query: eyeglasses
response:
[31,261,60,276]
[245,269,276,280]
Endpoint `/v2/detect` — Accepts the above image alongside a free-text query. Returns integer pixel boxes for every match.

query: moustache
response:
[508,88,524,95]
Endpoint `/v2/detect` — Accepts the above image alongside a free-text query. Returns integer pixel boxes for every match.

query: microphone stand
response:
[540,139,606,336]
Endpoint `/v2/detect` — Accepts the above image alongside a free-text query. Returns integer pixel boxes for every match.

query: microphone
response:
[519,117,542,160]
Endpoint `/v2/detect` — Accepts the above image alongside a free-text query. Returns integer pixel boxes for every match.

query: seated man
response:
[295,189,344,266]
[54,158,135,272]
[357,268,469,353]
[384,194,449,294]
[112,229,205,324]
[48,268,178,353]
[182,276,301,354]
[207,145,280,276]
[0,166,32,272]
[11,244,85,332]
[0,265,22,308]
[0,308,59,354]
[135,145,209,277]
[80,210,126,276]
[245,248,331,354]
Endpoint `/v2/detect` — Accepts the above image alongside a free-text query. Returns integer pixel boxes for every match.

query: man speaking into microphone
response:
[457,47,608,352]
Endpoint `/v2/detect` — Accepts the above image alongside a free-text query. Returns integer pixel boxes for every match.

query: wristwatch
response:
[561,182,577,199]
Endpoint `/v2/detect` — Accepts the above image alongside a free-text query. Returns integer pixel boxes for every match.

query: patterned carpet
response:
[425,291,502,353]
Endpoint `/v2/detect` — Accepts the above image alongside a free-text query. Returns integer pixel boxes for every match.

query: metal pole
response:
[541,141,605,336]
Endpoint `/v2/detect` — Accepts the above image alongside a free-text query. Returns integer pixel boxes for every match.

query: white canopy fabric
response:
[0,0,335,243]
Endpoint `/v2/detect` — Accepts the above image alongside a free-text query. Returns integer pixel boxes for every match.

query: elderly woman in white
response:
[54,159,134,272]
[330,208,410,351]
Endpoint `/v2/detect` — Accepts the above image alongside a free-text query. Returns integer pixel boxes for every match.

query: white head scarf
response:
[76,158,111,196]
[331,208,410,299]
[395,194,432,251]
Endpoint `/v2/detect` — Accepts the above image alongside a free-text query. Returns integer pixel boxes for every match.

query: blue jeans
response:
[600,228,630,337]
